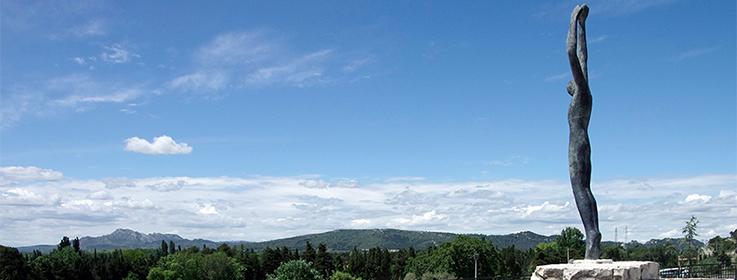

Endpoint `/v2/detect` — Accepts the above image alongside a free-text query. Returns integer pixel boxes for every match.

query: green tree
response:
[315,243,333,277]
[529,241,562,269]
[160,241,169,256]
[72,237,81,254]
[122,248,159,279]
[500,246,523,278]
[405,235,500,279]
[147,251,244,280]
[346,247,365,278]
[329,271,362,280]
[681,216,699,264]
[267,259,323,280]
[262,247,283,275]
[58,236,71,251]
[124,271,141,280]
[556,227,585,261]
[169,241,176,255]
[31,247,83,280]
[403,271,456,280]
[0,245,28,280]
[217,243,235,257]
[391,248,410,280]
[303,241,317,264]
[601,244,625,261]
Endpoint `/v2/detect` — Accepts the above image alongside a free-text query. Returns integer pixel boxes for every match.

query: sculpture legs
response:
[572,183,601,259]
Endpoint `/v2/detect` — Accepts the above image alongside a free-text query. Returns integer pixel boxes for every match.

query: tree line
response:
[2,224,735,280]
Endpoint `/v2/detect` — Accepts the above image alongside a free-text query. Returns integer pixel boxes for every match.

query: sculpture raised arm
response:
[567,5,590,96]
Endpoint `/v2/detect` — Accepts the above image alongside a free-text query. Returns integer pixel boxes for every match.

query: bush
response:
[404,272,456,280]
[267,260,323,280]
[147,252,244,280]
[330,271,362,280]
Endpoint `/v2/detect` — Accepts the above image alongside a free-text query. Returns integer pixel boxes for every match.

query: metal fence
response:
[659,263,736,279]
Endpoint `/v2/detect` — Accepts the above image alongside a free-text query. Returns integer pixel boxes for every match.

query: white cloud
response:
[674,46,719,61]
[168,71,228,92]
[1,188,48,206]
[168,30,368,94]
[544,72,569,82]
[197,204,219,215]
[100,44,138,64]
[61,199,100,211]
[684,194,712,203]
[589,35,608,44]
[1,169,735,247]
[659,228,680,238]
[350,219,372,227]
[0,166,63,182]
[488,156,529,167]
[299,178,359,189]
[69,19,106,37]
[0,74,147,128]
[244,49,333,87]
[88,190,112,200]
[124,135,193,155]
[342,57,372,73]
[519,201,571,217]
[196,31,275,65]
[72,57,86,65]
[718,190,736,198]
[393,210,448,226]
[55,88,142,107]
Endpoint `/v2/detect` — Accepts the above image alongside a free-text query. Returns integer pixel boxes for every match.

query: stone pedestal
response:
[531,259,660,280]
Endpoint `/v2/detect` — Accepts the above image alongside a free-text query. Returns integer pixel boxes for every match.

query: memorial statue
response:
[566,4,601,260]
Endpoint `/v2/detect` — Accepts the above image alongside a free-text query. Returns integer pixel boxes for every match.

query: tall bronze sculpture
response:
[566,4,601,260]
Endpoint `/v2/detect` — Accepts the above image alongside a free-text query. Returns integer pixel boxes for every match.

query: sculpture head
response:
[567,80,576,96]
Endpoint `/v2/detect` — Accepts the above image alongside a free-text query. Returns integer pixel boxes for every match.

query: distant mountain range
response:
[16,229,220,253]
[12,228,700,253]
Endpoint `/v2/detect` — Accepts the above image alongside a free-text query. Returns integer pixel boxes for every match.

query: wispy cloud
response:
[544,72,569,82]
[100,44,139,64]
[488,156,530,167]
[589,35,608,44]
[342,57,373,73]
[167,71,229,92]
[0,74,147,128]
[69,19,107,37]
[0,166,63,183]
[168,30,370,93]
[195,31,277,66]
[124,135,193,155]
[1,166,734,246]
[244,49,333,87]
[674,46,719,61]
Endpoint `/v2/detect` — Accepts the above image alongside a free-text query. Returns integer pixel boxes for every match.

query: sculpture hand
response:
[577,5,589,23]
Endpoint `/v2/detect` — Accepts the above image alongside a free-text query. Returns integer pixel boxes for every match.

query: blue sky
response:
[1,0,735,246]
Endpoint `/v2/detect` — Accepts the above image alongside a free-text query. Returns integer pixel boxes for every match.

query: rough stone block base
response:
[531,260,660,280]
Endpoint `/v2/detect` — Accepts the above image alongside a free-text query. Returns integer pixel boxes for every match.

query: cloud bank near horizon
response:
[1,166,735,247]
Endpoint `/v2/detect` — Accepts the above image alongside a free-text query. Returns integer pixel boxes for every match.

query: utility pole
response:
[624,226,628,259]
[615,227,618,243]
[473,252,479,280]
